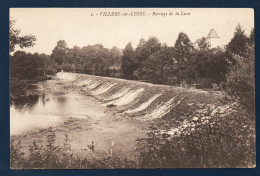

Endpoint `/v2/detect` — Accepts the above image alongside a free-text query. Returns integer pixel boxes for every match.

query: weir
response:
[56,72,223,121]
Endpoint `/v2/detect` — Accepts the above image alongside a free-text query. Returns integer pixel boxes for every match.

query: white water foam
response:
[92,83,117,95]
[88,81,100,89]
[57,72,77,81]
[124,93,162,114]
[77,79,92,86]
[108,88,144,106]
[139,96,183,121]
[104,88,131,101]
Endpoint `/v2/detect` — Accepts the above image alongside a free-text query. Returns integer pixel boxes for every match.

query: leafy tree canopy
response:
[226,24,249,57]
[51,40,69,65]
[174,32,194,62]
[135,37,161,65]
[121,42,135,79]
[9,19,36,53]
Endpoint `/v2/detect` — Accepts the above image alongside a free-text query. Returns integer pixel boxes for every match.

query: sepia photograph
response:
[9,8,255,169]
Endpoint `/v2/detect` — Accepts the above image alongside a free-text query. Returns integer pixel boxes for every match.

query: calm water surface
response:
[10,78,106,135]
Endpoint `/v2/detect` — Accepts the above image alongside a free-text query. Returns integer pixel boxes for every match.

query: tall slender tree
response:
[226,24,249,57]
[51,40,69,66]
[121,42,135,79]
[174,32,194,62]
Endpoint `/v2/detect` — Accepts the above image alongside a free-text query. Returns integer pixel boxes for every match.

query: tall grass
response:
[10,127,137,169]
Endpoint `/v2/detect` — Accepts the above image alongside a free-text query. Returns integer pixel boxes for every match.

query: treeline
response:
[121,26,254,88]
[10,20,255,113]
[9,51,56,98]
[10,52,56,80]
[47,25,254,90]
[50,41,122,77]
[48,24,255,113]
[121,25,254,113]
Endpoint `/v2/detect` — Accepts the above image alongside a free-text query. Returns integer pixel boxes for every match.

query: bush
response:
[136,105,255,168]
[44,67,57,75]
[225,44,255,114]
[10,77,28,98]
[197,77,215,89]
[10,137,25,169]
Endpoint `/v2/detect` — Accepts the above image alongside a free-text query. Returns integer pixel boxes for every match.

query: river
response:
[10,76,148,160]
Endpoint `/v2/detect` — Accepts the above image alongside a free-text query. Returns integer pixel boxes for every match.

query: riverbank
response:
[10,72,255,168]
[10,75,149,166]
[10,76,52,102]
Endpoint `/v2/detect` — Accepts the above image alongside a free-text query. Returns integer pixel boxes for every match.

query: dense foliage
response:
[121,42,136,79]
[9,19,36,53]
[225,27,255,114]
[136,103,255,168]
[10,20,38,98]
[51,42,122,77]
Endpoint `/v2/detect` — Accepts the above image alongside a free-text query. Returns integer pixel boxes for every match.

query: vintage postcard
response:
[10,8,255,169]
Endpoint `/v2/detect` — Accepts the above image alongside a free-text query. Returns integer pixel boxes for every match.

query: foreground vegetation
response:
[11,107,255,168]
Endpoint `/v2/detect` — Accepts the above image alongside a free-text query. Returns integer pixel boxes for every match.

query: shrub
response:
[136,106,255,168]
[197,77,215,89]
[9,77,28,98]
[10,137,25,169]
[46,67,58,75]
[225,44,255,114]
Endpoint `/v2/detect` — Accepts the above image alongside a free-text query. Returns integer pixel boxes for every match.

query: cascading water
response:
[124,93,163,114]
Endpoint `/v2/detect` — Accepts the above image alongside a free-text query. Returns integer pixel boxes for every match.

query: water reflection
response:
[42,93,46,106]
[10,80,99,135]
[11,94,40,110]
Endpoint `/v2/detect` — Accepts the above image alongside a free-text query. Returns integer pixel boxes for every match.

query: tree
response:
[249,28,255,46]
[134,37,162,79]
[188,48,227,88]
[173,32,194,85]
[109,46,122,67]
[9,19,36,53]
[51,40,69,66]
[197,37,209,49]
[225,44,255,114]
[79,44,110,76]
[135,37,161,65]
[9,19,37,98]
[225,26,255,114]
[121,42,135,79]
[10,51,40,80]
[226,24,249,57]
[135,46,173,83]
[174,32,194,62]
[39,54,51,76]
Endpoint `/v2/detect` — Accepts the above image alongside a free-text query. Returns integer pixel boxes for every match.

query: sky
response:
[10,8,254,55]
